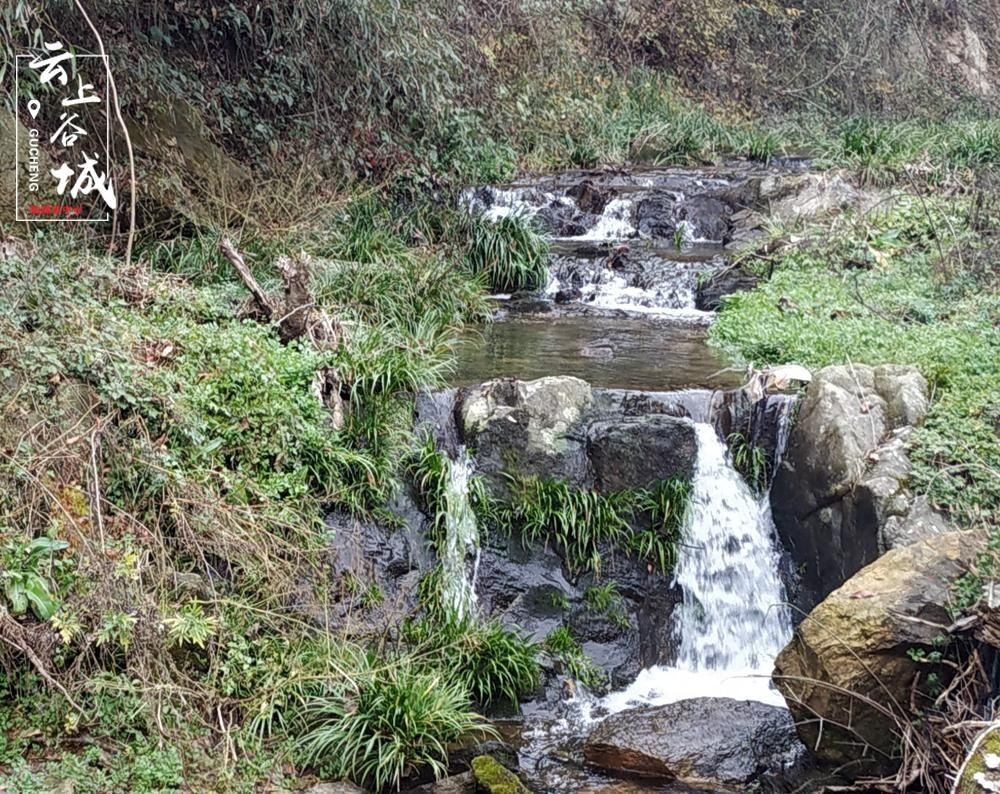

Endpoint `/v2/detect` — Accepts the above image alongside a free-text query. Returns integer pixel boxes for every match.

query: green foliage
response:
[463,215,549,293]
[711,196,1000,526]
[0,535,69,620]
[583,582,620,614]
[728,432,770,494]
[1,741,184,794]
[480,475,691,577]
[814,117,1000,186]
[163,601,219,649]
[406,617,540,709]
[406,564,540,710]
[295,658,493,791]
[543,626,605,690]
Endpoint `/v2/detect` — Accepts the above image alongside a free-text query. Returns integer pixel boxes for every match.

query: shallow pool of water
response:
[450,314,743,391]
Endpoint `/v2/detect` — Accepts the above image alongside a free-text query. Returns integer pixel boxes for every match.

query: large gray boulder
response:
[584,698,804,788]
[459,377,593,491]
[770,364,943,608]
[774,530,984,777]
[587,416,698,491]
[457,378,702,496]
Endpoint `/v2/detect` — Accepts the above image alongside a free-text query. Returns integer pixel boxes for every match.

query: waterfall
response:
[439,450,481,621]
[603,418,792,711]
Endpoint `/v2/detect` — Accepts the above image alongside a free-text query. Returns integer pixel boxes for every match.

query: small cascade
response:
[603,416,793,711]
[671,423,791,671]
[573,197,636,240]
[439,450,481,621]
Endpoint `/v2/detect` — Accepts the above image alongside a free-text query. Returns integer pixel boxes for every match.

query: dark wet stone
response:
[555,286,583,303]
[567,180,611,215]
[537,202,593,237]
[634,191,677,238]
[584,698,805,787]
[587,416,698,491]
[406,772,475,793]
[569,605,641,689]
[675,194,731,242]
[694,265,760,311]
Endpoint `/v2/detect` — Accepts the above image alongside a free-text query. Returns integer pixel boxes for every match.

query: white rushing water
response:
[439,450,481,620]
[603,421,792,711]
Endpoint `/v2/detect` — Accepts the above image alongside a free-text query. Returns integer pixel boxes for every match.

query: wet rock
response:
[634,191,677,238]
[407,772,476,793]
[555,286,582,303]
[637,587,683,667]
[774,530,985,777]
[459,377,593,492]
[567,180,610,215]
[500,295,554,315]
[770,364,933,609]
[537,203,591,237]
[588,416,698,491]
[471,755,529,793]
[303,783,367,794]
[694,265,760,311]
[477,541,575,644]
[569,604,642,688]
[584,697,804,787]
[415,388,461,458]
[675,195,731,242]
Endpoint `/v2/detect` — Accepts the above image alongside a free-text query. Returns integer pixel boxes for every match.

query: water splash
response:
[603,421,791,710]
[573,197,636,240]
[440,450,481,620]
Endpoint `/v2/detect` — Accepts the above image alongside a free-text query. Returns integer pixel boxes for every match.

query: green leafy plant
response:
[163,601,219,649]
[728,431,770,494]
[463,214,549,293]
[584,582,620,614]
[295,659,494,791]
[481,475,691,577]
[543,626,605,690]
[0,535,70,621]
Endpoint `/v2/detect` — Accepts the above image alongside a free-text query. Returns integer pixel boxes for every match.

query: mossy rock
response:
[470,755,527,794]
[956,725,1000,793]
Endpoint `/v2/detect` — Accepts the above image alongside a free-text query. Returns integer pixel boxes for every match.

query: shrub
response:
[463,215,549,293]
[295,658,493,791]
[407,617,540,709]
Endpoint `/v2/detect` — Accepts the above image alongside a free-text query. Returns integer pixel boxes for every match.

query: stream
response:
[433,163,803,791]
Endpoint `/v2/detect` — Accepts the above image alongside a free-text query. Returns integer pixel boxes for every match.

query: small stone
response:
[471,755,528,793]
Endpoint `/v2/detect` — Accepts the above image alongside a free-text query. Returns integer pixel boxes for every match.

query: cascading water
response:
[603,418,793,710]
[439,450,481,621]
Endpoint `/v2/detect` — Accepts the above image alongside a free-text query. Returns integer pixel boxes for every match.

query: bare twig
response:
[73,0,136,266]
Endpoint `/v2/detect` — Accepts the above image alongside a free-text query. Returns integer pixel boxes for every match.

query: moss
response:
[471,755,528,794]
[957,727,1000,793]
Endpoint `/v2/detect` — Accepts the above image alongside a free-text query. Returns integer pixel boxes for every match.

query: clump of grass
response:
[728,431,770,494]
[463,214,549,293]
[543,626,605,690]
[405,562,540,710]
[478,475,691,577]
[295,657,494,791]
[406,615,540,709]
[583,582,620,613]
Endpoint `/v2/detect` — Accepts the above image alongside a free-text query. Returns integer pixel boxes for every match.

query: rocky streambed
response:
[327,164,980,793]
